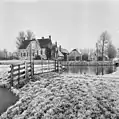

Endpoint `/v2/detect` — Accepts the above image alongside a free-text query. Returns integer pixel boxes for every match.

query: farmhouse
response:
[68,49,82,61]
[18,36,52,60]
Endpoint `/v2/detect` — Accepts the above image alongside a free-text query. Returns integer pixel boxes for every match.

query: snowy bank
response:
[0,72,119,119]
[62,61,113,66]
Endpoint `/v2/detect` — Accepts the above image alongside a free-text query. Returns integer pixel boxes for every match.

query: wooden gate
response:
[8,62,34,87]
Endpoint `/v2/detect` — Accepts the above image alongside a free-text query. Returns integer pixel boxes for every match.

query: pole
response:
[18,64,20,85]
[10,64,14,87]
[96,43,98,61]
[25,61,28,81]
[41,56,43,73]
[48,58,49,72]
[30,42,32,64]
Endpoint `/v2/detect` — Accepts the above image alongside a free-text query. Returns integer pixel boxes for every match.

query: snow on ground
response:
[0,65,10,87]
[0,65,10,77]
[0,72,119,119]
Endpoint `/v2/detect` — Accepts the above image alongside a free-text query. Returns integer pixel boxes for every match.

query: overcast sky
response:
[1,0,119,52]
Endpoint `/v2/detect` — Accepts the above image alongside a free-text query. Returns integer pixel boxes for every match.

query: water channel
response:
[63,65,117,75]
[0,87,18,115]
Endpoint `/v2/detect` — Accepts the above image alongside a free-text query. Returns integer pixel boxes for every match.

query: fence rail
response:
[8,62,34,88]
[7,60,62,88]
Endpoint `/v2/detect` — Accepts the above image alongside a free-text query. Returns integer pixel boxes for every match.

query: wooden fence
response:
[7,60,62,88]
[34,60,62,74]
[8,62,34,87]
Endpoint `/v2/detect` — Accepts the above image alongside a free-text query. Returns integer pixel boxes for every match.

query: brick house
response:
[18,36,52,60]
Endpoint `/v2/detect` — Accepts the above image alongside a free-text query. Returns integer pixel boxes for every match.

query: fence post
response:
[30,62,34,78]
[10,64,14,87]
[47,59,49,72]
[33,61,34,75]
[57,60,58,72]
[48,59,50,72]
[59,61,62,71]
[30,62,33,79]
[42,59,43,74]
[54,60,56,71]
[18,64,20,85]
[25,62,28,81]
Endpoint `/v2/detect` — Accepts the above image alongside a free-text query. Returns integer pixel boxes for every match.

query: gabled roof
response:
[69,49,81,57]
[37,38,52,48]
[19,38,52,49]
[19,40,31,49]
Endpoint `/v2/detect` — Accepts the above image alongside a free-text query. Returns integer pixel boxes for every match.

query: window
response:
[23,52,26,56]
[41,50,42,55]
[21,53,22,57]
[27,52,28,57]
[33,52,35,56]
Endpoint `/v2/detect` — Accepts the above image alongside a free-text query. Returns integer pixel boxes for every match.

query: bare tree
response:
[97,31,111,61]
[26,30,35,40]
[16,31,25,49]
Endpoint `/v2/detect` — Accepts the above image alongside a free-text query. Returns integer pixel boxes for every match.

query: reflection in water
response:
[64,66,116,75]
[0,88,18,115]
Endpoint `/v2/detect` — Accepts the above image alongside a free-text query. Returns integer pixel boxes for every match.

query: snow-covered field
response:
[0,72,119,118]
[0,65,10,80]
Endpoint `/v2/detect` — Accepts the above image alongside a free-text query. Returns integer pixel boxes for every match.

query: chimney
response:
[55,41,57,47]
[59,45,61,51]
[42,37,44,39]
[49,35,51,39]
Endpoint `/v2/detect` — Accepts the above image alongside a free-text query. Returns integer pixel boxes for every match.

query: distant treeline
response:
[0,49,18,60]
